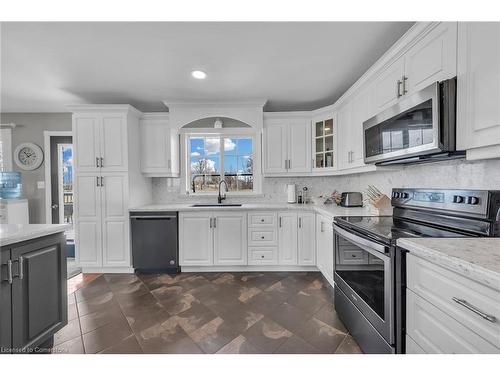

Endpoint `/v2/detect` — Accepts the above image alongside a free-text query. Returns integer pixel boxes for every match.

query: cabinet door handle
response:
[279,217,282,228]
[96,157,100,168]
[213,217,216,228]
[100,157,104,168]
[402,75,408,95]
[18,257,24,280]
[396,79,402,98]
[320,221,324,232]
[100,176,104,187]
[209,218,212,228]
[299,217,302,228]
[6,260,13,284]
[96,176,100,187]
[168,159,171,170]
[452,297,497,323]
[288,159,291,169]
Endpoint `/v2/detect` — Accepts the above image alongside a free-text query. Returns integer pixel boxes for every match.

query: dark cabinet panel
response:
[0,248,12,351]
[10,234,67,350]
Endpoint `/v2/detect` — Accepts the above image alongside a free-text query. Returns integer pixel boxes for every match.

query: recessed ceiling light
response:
[191,70,207,79]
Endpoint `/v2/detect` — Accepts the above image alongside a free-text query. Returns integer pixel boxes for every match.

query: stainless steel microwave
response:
[363,77,464,165]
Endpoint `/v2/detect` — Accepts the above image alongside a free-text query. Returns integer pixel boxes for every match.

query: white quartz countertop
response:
[129,202,380,220]
[0,224,71,247]
[397,238,500,290]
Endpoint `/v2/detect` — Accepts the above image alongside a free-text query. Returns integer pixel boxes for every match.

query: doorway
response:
[44,131,80,279]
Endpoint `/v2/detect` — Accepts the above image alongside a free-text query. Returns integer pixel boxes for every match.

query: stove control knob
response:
[467,196,479,205]
[402,192,410,199]
[453,195,464,204]
[393,192,400,199]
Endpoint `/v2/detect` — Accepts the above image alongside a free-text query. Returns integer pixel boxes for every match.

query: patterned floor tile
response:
[243,317,293,353]
[54,271,363,354]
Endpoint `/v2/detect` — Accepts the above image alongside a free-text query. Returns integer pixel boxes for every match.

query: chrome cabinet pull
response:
[96,157,99,167]
[18,257,24,280]
[209,218,212,228]
[299,217,302,228]
[100,176,104,186]
[100,157,104,168]
[396,79,402,98]
[168,159,171,170]
[402,76,408,95]
[320,221,324,233]
[279,217,282,228]
[96,176,100,187]
[288,159,291,169]
[452,297,497,323]
[213,217,216,228]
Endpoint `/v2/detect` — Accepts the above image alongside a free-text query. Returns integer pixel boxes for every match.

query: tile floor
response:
[52,271,362,354]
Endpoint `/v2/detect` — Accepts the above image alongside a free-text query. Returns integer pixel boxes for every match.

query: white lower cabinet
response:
[214,212,247,265]
[278,212,298,265]
[179,211,247,266]
[315,213,334,285]
[298,213,315,265]
[179,212,214,266]
[406,253,500,353]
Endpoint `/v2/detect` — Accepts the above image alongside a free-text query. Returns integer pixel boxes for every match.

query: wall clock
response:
[14,142,44,171]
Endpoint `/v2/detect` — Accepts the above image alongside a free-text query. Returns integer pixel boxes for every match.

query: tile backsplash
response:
[152,158,500,203]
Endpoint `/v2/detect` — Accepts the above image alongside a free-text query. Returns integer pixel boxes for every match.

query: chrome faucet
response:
[218,179,228,204]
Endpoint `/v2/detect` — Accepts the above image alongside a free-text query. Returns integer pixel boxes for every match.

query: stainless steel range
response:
[333,188,500,354]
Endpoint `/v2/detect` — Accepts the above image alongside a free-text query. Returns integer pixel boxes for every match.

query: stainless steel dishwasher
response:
[130,211,180,273]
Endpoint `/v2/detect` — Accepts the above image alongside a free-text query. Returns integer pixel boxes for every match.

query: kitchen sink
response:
[191,204,243,207]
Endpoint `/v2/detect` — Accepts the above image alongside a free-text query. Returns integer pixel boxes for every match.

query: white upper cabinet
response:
[139,114,180,177]
[263,120,287,174]
[288,119,311,173]
[404,22,457,94]
[373,22,457,113]
[263,114,311,175]
[73,112,128,172]
[373,57,406,112]
[312,112,336,172]
[73,116,100,172]
[100,115,128,171]
[457,22,500,160]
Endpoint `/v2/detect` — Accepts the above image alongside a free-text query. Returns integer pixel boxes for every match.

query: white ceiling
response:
[1,22,414,113]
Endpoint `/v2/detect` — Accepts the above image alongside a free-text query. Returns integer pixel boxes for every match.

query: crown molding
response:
[66,104,142,117]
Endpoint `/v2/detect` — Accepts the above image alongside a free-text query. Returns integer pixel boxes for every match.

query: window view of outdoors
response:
[190,136,253,193]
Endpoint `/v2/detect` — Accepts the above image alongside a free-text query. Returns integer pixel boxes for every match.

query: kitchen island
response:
[1,224,69,353]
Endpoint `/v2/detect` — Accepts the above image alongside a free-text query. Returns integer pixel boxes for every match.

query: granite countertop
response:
[397,238,500,291]
[0,224,71,247]
[129,202,380,220]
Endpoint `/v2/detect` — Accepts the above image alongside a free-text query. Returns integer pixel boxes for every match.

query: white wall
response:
[152,158,500,203]
[0,113,72,223]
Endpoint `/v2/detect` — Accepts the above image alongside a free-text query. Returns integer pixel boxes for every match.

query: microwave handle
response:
[333,224,388,254]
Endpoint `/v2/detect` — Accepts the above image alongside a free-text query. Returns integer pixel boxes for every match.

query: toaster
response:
[340,192,363,207]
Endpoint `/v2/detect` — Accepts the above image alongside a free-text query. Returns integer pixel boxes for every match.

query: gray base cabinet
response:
[1,233,67,353]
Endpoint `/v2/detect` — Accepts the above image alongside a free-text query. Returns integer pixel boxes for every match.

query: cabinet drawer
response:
[248,247,278,265]
[407,254,500,348]
[248,228,277,246]
[249,212,277,226]
[406,289,499,353]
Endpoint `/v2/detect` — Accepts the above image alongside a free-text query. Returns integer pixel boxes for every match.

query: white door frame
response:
[44,130,72,224]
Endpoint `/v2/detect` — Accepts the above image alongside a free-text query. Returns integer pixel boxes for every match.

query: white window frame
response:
[180,128,262,196]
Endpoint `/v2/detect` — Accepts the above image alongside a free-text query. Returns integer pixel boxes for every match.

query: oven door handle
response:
[334,224,388,254]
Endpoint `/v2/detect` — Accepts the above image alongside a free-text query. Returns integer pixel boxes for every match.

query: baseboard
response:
[180,265,318,273]
[81,267,134,274]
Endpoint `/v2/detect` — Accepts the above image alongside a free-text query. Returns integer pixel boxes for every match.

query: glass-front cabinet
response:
[312,113,336,171]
